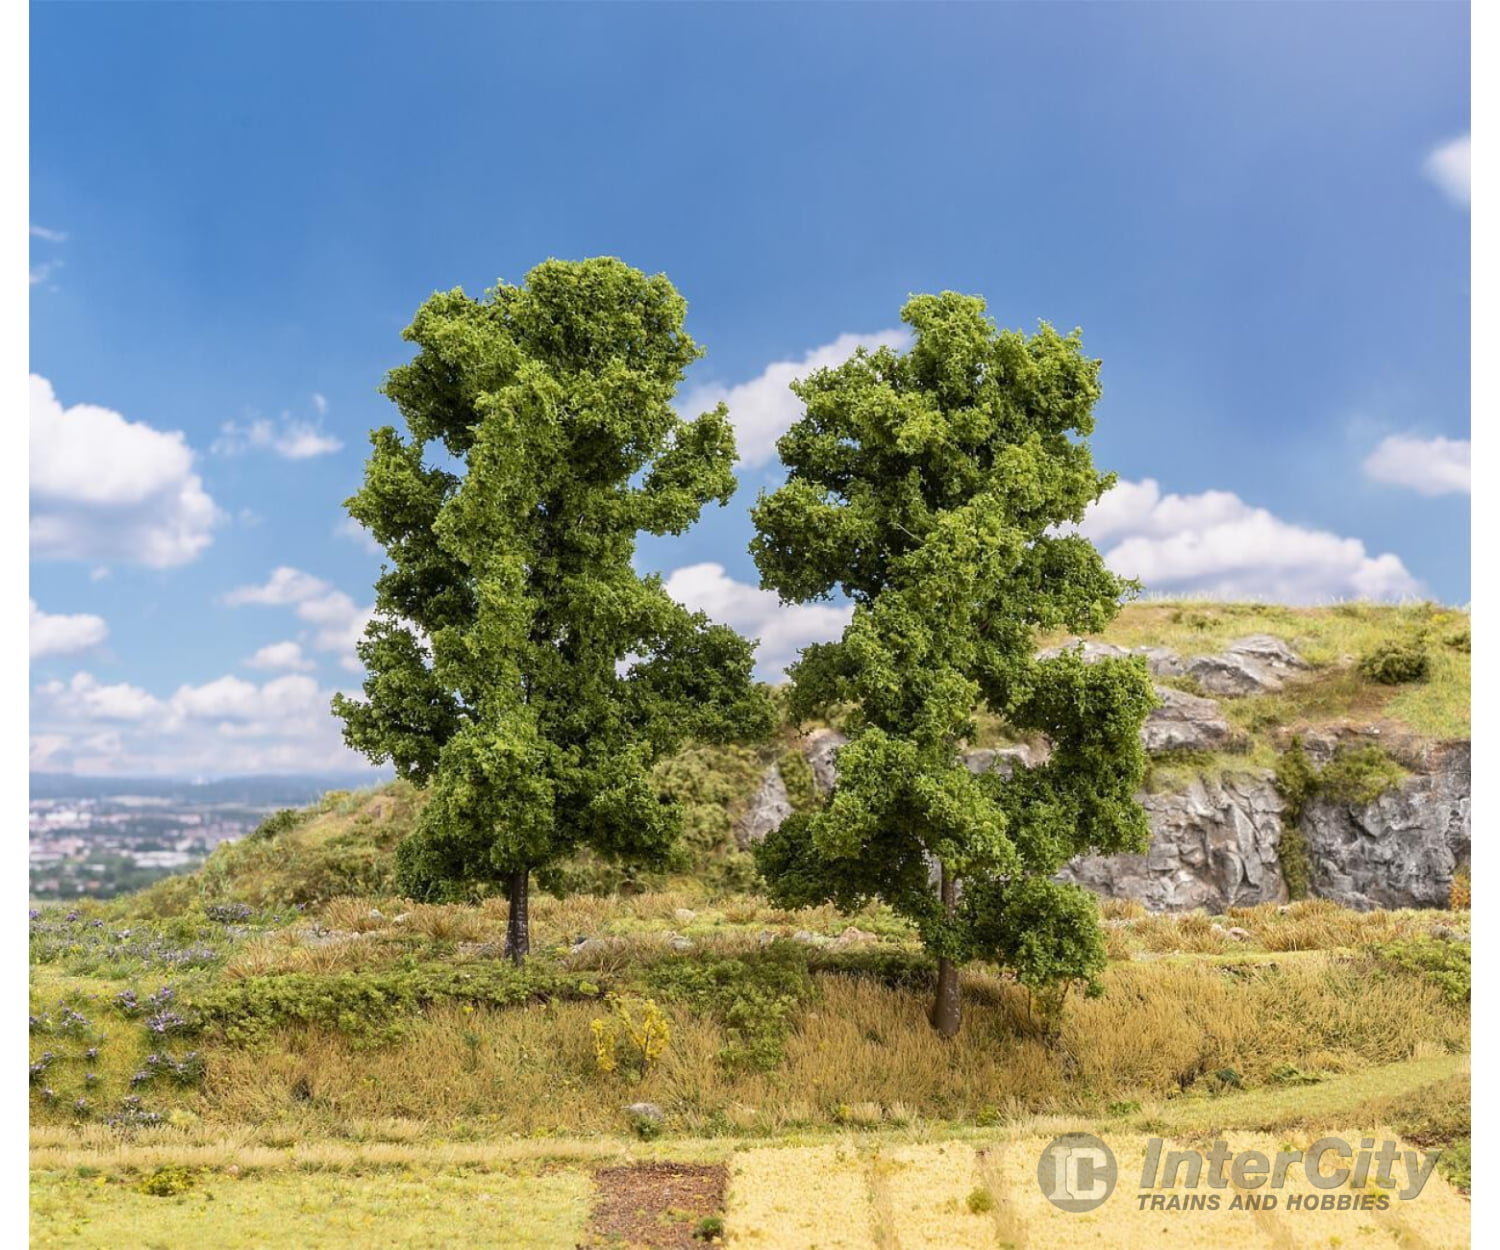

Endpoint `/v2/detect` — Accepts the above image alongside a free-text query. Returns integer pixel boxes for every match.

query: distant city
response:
[28,773,386,901]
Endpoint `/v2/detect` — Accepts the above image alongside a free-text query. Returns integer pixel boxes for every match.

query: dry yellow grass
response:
[727,1142,874,1248]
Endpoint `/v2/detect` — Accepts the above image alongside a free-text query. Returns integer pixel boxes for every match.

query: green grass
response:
[30,1163,591,1249]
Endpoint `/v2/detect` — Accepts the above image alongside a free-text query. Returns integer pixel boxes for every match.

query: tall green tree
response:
[750,292,1156,1037]
[333,258,773,961]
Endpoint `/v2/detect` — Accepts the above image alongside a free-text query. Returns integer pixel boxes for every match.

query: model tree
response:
[334,257,773,962]
[750,292,1155,1037]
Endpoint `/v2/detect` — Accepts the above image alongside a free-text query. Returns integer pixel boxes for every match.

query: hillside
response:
[29,600,1471,1248]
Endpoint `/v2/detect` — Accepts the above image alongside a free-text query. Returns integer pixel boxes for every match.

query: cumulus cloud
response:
[663,562,852,679]
[31,224,68,242]
[1423,134,1470,207]
[213,413,343,459]
[1362,434,1470,496]
[1079,478,1420,602]
[31,669,366,775]
[335,515,383,554]
[244,641,316,672]
[30,601,109,661]
[680,330,909,468]
[224,567,373,671]
[30,375,222,568]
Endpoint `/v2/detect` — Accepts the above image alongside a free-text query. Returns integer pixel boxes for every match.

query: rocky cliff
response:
[737,631,1471,913]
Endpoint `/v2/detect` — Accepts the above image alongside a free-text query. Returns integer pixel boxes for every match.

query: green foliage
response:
[1369,936,1470,1007]
[1358,639,1430,685]
[246,808,307,843]
[645,943,815,1071]
[138,1166,199,1197]
[188,963,598,1047]
[748,291,1154,1023]
[1317,746,1406,806]
[1273,738,1404,899]
[778,747,818,813]
[965,1187,995,1214]
[694,1215,726,1241]
[331,258,774,924]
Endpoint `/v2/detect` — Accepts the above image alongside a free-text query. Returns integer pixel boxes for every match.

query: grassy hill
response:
[28,601,1470,1247]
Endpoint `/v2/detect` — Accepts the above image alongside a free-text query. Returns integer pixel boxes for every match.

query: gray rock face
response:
[961,744,1047,777]
[803,728,849,794]
[1142,687,1232,754]
[1060,772,1288,911]
[1039,634,1307,696]
[736,763,792,848]
[1184,635,1308,696]
[1301,741,1470,910]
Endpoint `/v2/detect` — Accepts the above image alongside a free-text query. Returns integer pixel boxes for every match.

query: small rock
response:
[392,913,411,925]
[624,1102,664,1123]
[673,908,697,922]
[831,926,879,949]
[1227,927,1251,942]
[368,909,384,920]
[791,929,832,947]
[668,936,694,951]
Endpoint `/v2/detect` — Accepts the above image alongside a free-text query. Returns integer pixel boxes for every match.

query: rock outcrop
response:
[1039,633,1308,695]
[1059,771,1288,911]
[736,765,791,849]
[1301,741,1470,910]
[1142,687,1233,754]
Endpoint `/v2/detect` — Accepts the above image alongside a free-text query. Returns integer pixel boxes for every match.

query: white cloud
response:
[214,413,343,459]
[312,393,328,416]
[681,330,909,468]
[29,601,109,660]
[336,515,382,554]
[30,261,61,287]
[30,224,67,242]
[224,567,373,672]
[1079,478,1421,602]
[1423,134,1470,207]
[663,562,853,680]
[245,641,316,672]
[30,375,222,568]
[32,669,366,775]
[1362,434,1470,496]
[37,672,162,722]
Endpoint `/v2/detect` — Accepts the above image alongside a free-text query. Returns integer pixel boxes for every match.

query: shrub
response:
[138,1166,198,1197]
[1358,640,1429,685]
[694,1215,725,1241]
[1449,862,1470,911]
[646,943,815,1071]
[1317,746,1405,806]
[590,995,671,1079]
[1368,936,1470,1006]
[247,809,307,843]
[965,1187,996,1214]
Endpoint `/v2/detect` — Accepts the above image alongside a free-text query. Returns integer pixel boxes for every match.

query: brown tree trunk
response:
[929,863,962,1039]
[504,867,530,965]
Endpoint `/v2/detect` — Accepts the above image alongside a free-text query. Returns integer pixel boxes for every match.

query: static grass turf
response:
[30,1164,592,1250]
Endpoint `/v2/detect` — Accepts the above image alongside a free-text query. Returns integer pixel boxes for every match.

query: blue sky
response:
[29,3,1470,776]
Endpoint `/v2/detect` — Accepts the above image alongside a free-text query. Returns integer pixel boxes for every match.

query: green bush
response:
[138,1166,199,1197]
[189,963,599,1046]
[1358,640,1429,685]
[645,943,815,1071]
[1317,746,1405,806]
[1368,936,1470,1007]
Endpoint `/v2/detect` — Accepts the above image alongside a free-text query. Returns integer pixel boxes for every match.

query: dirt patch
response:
[584,1161,727,1248]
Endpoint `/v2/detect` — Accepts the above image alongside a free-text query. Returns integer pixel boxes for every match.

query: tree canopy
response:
[749,291,1156,1035]
[333,257,773,959]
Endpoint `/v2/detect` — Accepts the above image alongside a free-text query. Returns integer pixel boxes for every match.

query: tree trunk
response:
[504,867,531,965]
[929,863,962,1039]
